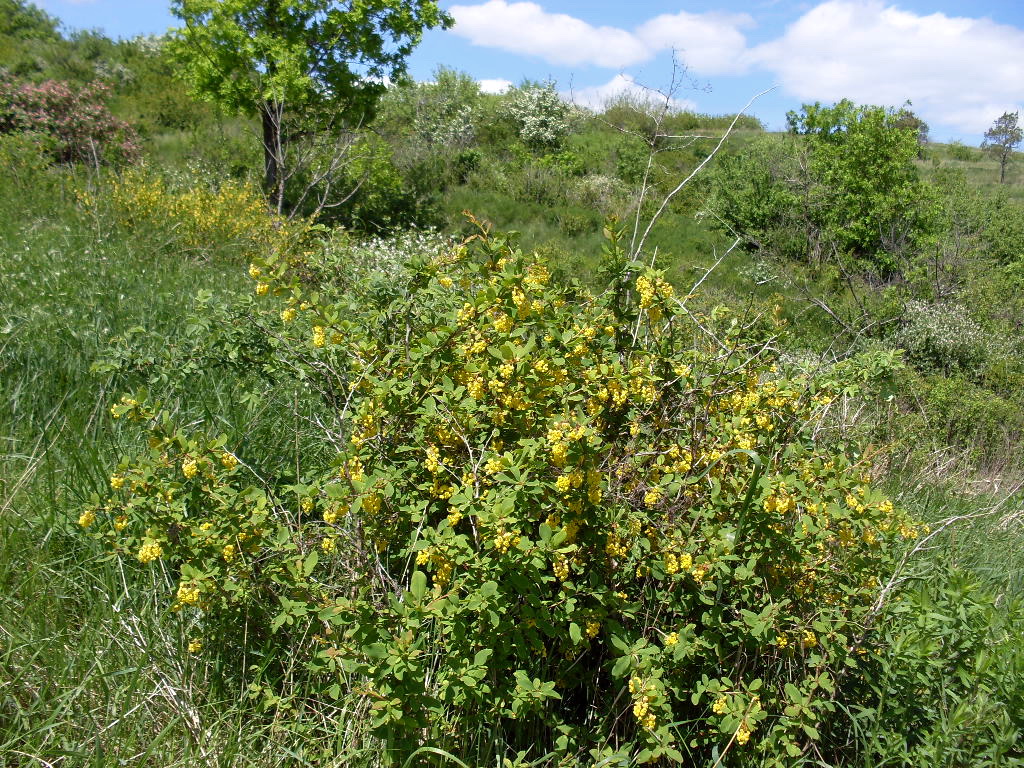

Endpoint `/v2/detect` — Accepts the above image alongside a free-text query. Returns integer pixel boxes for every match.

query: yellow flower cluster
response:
[424,445,441,474]
[312,326,327,348]
[635,273,674,309]
[136,540,163,564]
[493,528,520,555]
[663,551,693,575]
[736,723,752,746]
[182,457,198,480]
[629,676,658,730]
[187,638,203,654]
[220,452,238,471]
[78,509,96,528]
[176,583,201,605]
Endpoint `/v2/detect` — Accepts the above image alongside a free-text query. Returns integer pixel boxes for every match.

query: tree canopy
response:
[169,0,452,209]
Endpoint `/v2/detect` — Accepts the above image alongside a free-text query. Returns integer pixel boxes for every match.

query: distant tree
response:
[893,105,929,147]
[982,111,1022,184]
[169,0,452,212]
[0,0,59,41]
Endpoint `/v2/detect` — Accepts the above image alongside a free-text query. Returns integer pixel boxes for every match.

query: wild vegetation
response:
[1,2,1023,767]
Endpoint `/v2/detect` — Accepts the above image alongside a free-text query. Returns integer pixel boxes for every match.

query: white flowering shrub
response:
[893,300,991,373]
[502,82,574,150]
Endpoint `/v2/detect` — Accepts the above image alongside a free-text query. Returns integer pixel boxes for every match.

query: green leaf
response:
[569,622,582,644]
[302,550,319,577]
[410,570,427,601]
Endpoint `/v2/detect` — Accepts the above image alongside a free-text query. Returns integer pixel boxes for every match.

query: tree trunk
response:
[1000,149,1008,184]
[261,100,284,212]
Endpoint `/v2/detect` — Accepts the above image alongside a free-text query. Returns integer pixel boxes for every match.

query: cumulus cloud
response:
[449,0,650,68]
[478,78,513,94]
[747,1,1024,133]
[635,10,754,76]
[564,74,697,113]
[448,1,754,74]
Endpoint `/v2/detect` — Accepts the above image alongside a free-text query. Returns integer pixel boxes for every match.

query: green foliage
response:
[848,567,1024,766]
[168,0,452,120]
[84,222,929,765]
[0,0,58,40]
[789,100,939,275]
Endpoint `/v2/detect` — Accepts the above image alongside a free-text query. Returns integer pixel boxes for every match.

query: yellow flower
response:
[110,475,125,490]
[280,307,297,323]
[248,263,262,279]
[312,326,327,348]
[182,457,198,479]
[664,632,679,647]
[137,540,163,564]
[114,515,128,531]
[255,282,269,296]
[220,452,238,470]
[77,509,96,528]
[736,723,751,746]
[586,620,600,638]
[187,638,203,654]
[321,537,337,553]
[222,544,236,562]
[176,583,201,605]
[712,696,727,714]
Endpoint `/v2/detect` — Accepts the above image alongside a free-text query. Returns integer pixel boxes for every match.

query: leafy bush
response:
[84,224,925,765]
[946,140,975,161]
[0,74,138,163]
[847,567,1024,766]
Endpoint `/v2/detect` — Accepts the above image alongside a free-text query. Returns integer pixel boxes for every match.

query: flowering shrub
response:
[0,75,138,164]
[893,299,991,374]
[83,166,303,259]
[502,82,574,150]
[84,222,923,765]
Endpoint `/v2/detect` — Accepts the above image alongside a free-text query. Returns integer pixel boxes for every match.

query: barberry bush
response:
[83,221,923,765]
[0,74,138,164]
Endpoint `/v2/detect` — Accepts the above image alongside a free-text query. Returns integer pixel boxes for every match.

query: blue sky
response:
[36,0,1024,142]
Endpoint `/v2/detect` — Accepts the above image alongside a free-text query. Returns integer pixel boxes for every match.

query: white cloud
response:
[564,74,697,113]
[478,78,513,94]
[747,1,1024,133]
[636,11,754,76]
[448,1,754,75]
[449,0,650,68]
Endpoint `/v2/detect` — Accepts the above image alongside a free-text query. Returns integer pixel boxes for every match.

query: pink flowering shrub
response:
[0,75,139,164]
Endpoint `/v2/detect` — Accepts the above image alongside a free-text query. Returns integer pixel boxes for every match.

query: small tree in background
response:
[169,0,452,214]
[982,111,1021,184]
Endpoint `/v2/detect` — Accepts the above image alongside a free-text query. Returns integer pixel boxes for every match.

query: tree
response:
[982,111,1021,184]
[784,100,938,275]
[0,0,59,41]
[168,0,452,212]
